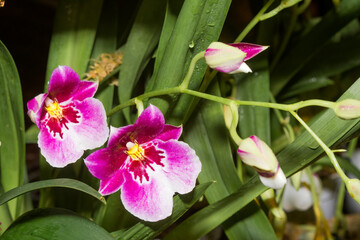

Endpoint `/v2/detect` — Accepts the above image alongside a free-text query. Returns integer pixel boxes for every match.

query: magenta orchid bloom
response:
[27,66,109,167]
[205,42,268,74]
[84,105,201,222]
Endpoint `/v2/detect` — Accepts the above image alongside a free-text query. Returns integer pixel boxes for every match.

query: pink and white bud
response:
[237,135,286,189]
[204,42,268,74]
[333,99,360,120]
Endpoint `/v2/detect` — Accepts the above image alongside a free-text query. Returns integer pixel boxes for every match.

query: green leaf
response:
[237,57,271,142]
[0,208,114,240]
[146,0,205,96]
[97,193,138,233]
[165,0,232,125]
[260,0,302,21]
[118,0,166,122]
[152,0,184,78]
[45,0,104,84]
[0,178,106,206]
[167,77,360,239]
[316,156,360,180]
[147,0,232,125]
[25,125,39,144]
[164,177,267,240]
[182,81,276,240]
[283,34,360,99]
[271,0,360,96]
[281,77,334,99]
[92,0,118,117]
[112,182,212,240]
[0,40,26,218]
[0,185,12,235]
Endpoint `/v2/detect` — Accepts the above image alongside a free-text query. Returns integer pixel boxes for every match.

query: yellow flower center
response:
[126,142,145,161]
[45,100,63,119]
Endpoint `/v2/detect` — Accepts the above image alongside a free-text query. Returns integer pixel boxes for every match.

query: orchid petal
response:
[85,148,127,180]
[69,98,109,150]
[121,171,173,222]
[158,140,201,194]
[27,93,48,127]
[48,66,81,103]
[229,62,252,74]
[259,167,286,190]
[156,125,182,141]
[107,125,135,149]
[99,170,125,195]
[230,43,268,61]
[133,104,165,143]
[71,80,98,101]
[38,127,83,167]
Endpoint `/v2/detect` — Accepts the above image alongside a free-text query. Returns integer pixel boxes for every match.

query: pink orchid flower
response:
[27,66,109,167]
[84,105,201,222]
[205,42,268,74]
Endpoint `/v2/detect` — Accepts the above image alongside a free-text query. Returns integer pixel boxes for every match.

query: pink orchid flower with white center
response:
[27,66,109,168]
[84,105,201,222]
[204,42,268,74]
[237,135,286,190]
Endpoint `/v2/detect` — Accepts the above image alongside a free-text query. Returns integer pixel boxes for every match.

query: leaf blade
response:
[0,178,106,206]
[0,40,26,218]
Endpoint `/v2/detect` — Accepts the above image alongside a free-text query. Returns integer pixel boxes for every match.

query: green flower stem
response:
[290,111,348,182]
[290,99,336,109]
[229,103,242,145]
[108,85,337,118]
[179,51,206,90]
[297,0,311,14]
[234,0,275,43]
[332,181,347,237]
[107,87,180,117]
[182,69,218,123]
[134,98,144,116]
[270,94,295,143]
[347,138,358,158]
[305,167,319,207]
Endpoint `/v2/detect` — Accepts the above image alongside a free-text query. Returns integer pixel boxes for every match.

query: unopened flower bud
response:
[346,178,360,204]
[204,42,268,74]
[237,135,286,189]
[333,99,360,120]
